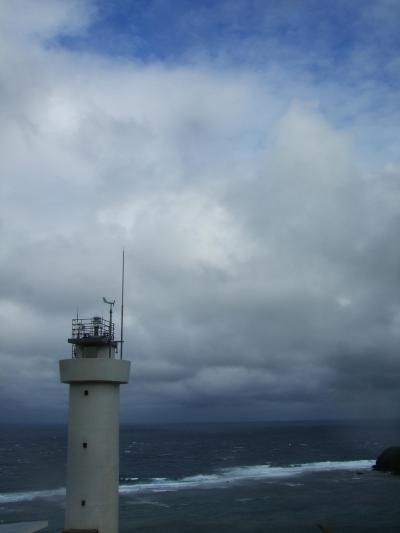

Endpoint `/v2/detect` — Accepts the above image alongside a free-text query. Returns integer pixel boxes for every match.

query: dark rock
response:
[373,447,400,474]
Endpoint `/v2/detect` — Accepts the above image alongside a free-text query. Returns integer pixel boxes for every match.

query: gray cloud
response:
[1,1,400,423]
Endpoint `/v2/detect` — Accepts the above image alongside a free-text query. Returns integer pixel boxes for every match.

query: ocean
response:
[1,421,400,532]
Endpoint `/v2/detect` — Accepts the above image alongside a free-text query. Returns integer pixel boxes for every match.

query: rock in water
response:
[374,447,400,474]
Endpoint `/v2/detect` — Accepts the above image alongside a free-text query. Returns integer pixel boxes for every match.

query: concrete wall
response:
[64,382,120,533]
[75,345,111,358]
[60,358,130,384]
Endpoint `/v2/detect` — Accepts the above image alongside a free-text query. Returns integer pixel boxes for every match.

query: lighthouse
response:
[60,302,130,533]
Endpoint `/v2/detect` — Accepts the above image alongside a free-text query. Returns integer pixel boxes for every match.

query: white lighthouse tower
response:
[60,301,130,533]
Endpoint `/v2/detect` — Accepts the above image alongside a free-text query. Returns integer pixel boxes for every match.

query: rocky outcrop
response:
[373,447,400,474]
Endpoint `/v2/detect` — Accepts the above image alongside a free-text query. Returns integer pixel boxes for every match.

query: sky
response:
[1,0,400,424]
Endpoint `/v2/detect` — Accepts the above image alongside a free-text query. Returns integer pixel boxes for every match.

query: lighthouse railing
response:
[71,317,115,340]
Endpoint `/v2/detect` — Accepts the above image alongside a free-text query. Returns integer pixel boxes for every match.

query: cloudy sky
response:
[1,0,400,424]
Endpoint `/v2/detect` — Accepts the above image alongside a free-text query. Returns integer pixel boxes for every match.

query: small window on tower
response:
[83,442,88,448]
[81,500,86,507]
[84,390,89,396]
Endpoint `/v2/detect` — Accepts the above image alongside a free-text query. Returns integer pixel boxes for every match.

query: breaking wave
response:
[120,459,374,494]
[0,459,374,503]
[0,487,65,504]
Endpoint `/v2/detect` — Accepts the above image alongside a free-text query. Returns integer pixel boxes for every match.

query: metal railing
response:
[71,317,115,340]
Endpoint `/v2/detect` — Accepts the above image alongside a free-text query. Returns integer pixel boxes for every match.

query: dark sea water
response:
[1,421,400,532]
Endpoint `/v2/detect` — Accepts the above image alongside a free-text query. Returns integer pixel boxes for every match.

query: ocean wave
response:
[120,459,374,494]
[0,459,374,503]
[0,487,65,504]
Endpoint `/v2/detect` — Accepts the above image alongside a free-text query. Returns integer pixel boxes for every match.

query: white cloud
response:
[0,0,92,43]
[1,0,400,422]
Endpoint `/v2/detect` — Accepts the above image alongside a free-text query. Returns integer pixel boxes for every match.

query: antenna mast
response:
[120,249,125,360]
[102,297,115,358]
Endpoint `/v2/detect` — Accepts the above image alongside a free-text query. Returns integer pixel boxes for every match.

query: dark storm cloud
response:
[1,0,400,423]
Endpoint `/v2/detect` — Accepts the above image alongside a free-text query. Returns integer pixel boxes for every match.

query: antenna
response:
[120,249,125,360]
[102,297,115,358]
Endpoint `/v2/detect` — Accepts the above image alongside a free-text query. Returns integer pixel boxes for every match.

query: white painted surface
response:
[60,358,130,383]
[64,382,120,532]
[60,357,131,533]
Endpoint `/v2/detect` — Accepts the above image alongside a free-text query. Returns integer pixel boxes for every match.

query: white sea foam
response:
[0,459,374,503]
[120,459,374,495]
[0,487,65,504]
